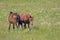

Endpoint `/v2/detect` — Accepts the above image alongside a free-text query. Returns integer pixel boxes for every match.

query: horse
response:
[26,14,33,25]
[8,12,22,31]
[19,13,33,30]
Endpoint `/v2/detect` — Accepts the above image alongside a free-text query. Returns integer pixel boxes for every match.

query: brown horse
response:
[19,13,33,30]
[8,12,18,31]
[26,14,33,25]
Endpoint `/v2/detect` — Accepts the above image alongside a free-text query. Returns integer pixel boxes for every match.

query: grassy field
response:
[0,0,60,40]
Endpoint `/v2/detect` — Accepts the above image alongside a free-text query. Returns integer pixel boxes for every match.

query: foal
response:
[8,12,18,31]
[20,13,33,30]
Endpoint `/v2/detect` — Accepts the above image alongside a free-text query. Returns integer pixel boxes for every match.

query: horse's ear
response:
[10,12,13,14]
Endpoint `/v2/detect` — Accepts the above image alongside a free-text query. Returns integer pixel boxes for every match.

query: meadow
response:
[0,0,60,40]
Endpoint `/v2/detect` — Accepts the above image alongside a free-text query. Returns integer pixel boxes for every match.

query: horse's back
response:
[20,13,27,21]
[8,12,17,23]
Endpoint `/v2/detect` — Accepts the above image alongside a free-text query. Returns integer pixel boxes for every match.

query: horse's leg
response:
[17,24,20,28]
[16,23,19,29]
[28,22,31,31]
[24,23,26,29]
[8,23,11,31]
[21,23,23,30]
[16,23,18,28]
[13,23,15,30]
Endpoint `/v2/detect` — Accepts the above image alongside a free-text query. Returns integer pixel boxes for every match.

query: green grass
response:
[0,0,60,40]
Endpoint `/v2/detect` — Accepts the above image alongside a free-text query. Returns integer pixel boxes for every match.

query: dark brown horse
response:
[8,12,20,31]
[19,13,33,30]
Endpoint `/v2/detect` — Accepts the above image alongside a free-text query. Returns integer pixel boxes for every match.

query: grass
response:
[0,0,60,40]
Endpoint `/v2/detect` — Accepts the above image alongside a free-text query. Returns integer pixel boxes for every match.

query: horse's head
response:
[26,13,33,25]
[29,16,33,25]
